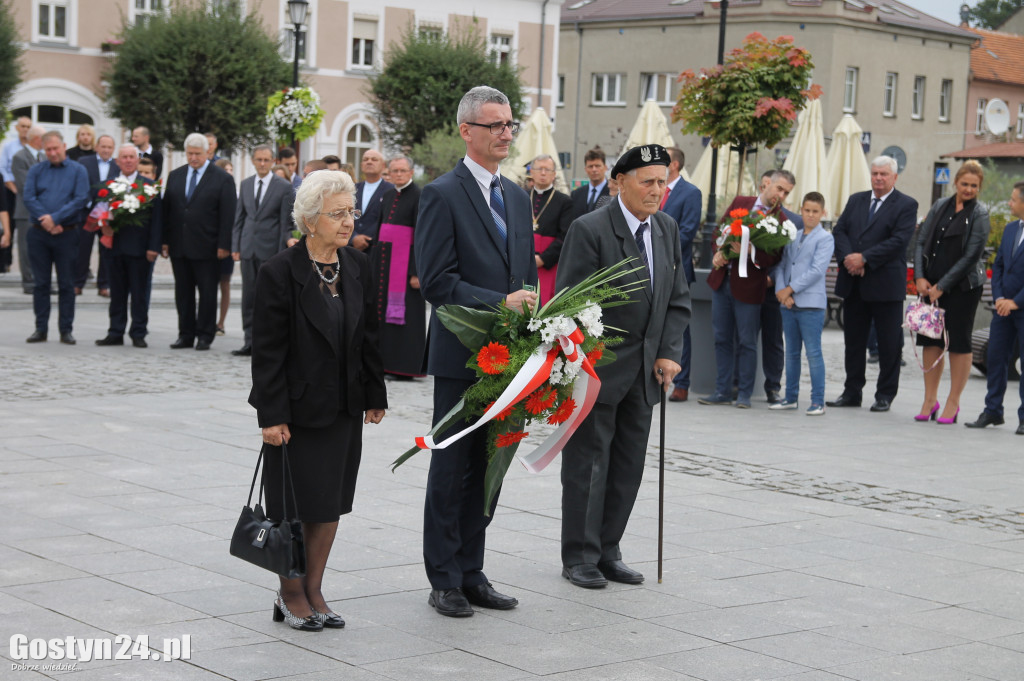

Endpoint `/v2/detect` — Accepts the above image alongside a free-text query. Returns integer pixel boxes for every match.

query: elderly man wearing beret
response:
[555,144,692,588]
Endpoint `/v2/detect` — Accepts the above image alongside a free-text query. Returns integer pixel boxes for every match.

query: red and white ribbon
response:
[414,325,601,473]
[738,224,757,278]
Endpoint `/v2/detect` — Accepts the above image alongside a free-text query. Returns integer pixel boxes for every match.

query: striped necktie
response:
[635,222,650,284]
[489,176,507,242]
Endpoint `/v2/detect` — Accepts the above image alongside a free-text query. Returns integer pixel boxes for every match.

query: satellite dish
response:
[985,98,1010,135]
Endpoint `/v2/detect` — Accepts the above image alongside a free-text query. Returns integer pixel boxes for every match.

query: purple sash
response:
[378,223,414,325]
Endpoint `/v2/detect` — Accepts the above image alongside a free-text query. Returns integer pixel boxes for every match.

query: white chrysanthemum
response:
[526,317,542,332]
[548,357,565,385]
[122,195,140,212]
[576,302,604,337]
[782,220,797,239]
[143,184,159,197]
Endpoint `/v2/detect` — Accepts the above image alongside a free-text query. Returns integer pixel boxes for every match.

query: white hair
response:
[870,155,898,174]
[118,143,139,158]
[292,170,356,235]
[183,132,208,151]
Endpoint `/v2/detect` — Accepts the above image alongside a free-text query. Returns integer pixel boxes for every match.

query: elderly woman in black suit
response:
[913,160,991,425]
[249,170,387,631]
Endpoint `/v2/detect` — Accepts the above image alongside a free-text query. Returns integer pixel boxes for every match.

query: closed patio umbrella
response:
[782,98,827,213]
[823,114,871,220]
[500,107,568,193]
[621,100,689,181]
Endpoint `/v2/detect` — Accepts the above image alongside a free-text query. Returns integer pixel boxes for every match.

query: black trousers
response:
[74,228,111,290]
[239,256,264,345]
[761,287,784,395]
[423,376,498,590]
[561,370,652,567]
[842,282,904,402]
[170,256,218,343]
[108,254,153,338]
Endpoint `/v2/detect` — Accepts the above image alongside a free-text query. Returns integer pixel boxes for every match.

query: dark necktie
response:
[635,222,650,282]
[489,176,507,242]
[255,178,263,209]
[186,168,198,201]
[868,197,880,221]
[588,186,598,211]
[1014,228,1024,257]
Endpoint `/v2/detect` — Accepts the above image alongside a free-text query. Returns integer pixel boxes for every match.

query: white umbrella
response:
[781,98,827,213]
[823,114,871,220]
[621,100,689,181]
[500,107,568,193]
[689,143,756,217]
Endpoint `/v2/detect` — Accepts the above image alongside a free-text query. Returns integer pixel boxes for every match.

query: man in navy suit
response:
[570,147,610,221]
[662,147,702,402]
[415,85,538,618]
[828,156,918,412]
[161,132,237,351]
[967,181,1024,433]
[95,145,162,348]
[75,134,118,295]
[350,149,393,252]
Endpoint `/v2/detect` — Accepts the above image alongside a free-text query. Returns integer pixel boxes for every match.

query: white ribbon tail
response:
[738,224,751,278]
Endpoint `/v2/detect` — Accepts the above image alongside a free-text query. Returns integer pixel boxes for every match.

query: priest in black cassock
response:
[370,156,426,379]
[529,154,573,303]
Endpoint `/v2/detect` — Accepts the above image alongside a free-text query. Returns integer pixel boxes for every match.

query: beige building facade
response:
[555,0,974,211]
[6,0,562,177]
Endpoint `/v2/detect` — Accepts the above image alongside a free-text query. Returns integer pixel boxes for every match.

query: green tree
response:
[105,2,291,150]
[0,0,24,130]
[965,0,1020,29]
[409,126,466,181]
[367,23,525,151]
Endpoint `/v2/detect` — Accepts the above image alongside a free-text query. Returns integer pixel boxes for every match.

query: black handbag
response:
[229,443,306,578]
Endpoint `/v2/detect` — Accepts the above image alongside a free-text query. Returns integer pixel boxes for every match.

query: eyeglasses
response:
[317,208,361,221]
[465,120,520,136]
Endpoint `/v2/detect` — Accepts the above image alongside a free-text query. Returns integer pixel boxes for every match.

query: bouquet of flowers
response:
[266,87,325,145]
[392,260,645,515]
[715,207,797,260]
[87,179,161,248]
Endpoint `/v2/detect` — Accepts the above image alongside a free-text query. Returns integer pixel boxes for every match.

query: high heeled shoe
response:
[936,407,959,425]
[914,401,940,422]
[273,592,323,631]
[313,607,346,629]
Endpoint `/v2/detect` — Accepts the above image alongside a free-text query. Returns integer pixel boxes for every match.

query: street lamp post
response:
[699,0,728,268]
[287,0,309,156]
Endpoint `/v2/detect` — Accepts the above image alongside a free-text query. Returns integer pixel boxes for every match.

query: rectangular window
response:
[38,1,68,40]
[489,34,512,66]
[592,73,625,106]
[1018,104,1024,138]
[883,72,897,117]
[557,74,565,107]
[639,73,675,106]
[418,25,442,41]
[282,28,306,63]
[133,0,164,26]
[939,79,952,122]
[352,19,376,69]
[976,98,987,133]
[911,76,924,120]
[843,67,858,112]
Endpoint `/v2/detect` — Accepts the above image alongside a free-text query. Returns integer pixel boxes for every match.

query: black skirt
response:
[916,286,984,354]
[263,411,363,523]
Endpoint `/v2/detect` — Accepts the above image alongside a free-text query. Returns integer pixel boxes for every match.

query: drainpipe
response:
[572,21,583,181]
[538,0,550,109]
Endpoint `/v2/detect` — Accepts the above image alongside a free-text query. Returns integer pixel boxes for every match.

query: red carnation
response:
[111,200,122,209]
[495,430,529,448]
[548,398,577,425]
[730,221,743,237]
[477,342,510,374]
[97,189,108,198]
[138,196,146,203]
[525,386,556,414]
[586,342,604,364]
[729,208,749,219]
[131,183,138,189]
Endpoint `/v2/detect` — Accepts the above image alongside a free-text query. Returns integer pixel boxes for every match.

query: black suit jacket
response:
[531,187,573,266]
[248,239,388,428]
[571,183,610,221]
[161,163,237,260]
[415,160,538,380]
[354,179,395,239]
[832,189,918,302]
[111,175,163,257]
[79,155,120,205]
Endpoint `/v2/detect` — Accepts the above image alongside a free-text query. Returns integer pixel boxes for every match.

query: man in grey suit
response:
[231,144,295,356]
[12,125,45,293]
[556,144,691,588]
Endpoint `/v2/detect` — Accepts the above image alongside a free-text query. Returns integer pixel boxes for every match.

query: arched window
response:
[11,104,93,145]
[344,123,374,169]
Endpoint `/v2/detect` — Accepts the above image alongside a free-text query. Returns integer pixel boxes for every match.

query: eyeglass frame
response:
[316,208,362,221]
[464,120,521,136]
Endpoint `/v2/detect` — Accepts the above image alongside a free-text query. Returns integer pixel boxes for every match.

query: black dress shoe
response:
[313,608,346,629]
[60,333,76,345]
[428,588,473,617]
[463,582,518,610]
[1017,422,1024,435]
[25,330,47,343]
[826,394,862,408]
[231,345,252,356]
[965,412,1004,428]
[597,560,645,584]
[870,398,891,412]
[195,340,211,351]
[95,335,123,346]
[562,564,608,588]
[132,337,148,348]
[766,390,782,404]
[170,337,194,349]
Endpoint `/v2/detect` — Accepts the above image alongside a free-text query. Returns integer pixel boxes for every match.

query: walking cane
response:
[657,368,666,583]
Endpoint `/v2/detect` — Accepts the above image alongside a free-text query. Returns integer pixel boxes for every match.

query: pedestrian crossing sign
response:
[935,167,950,185]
